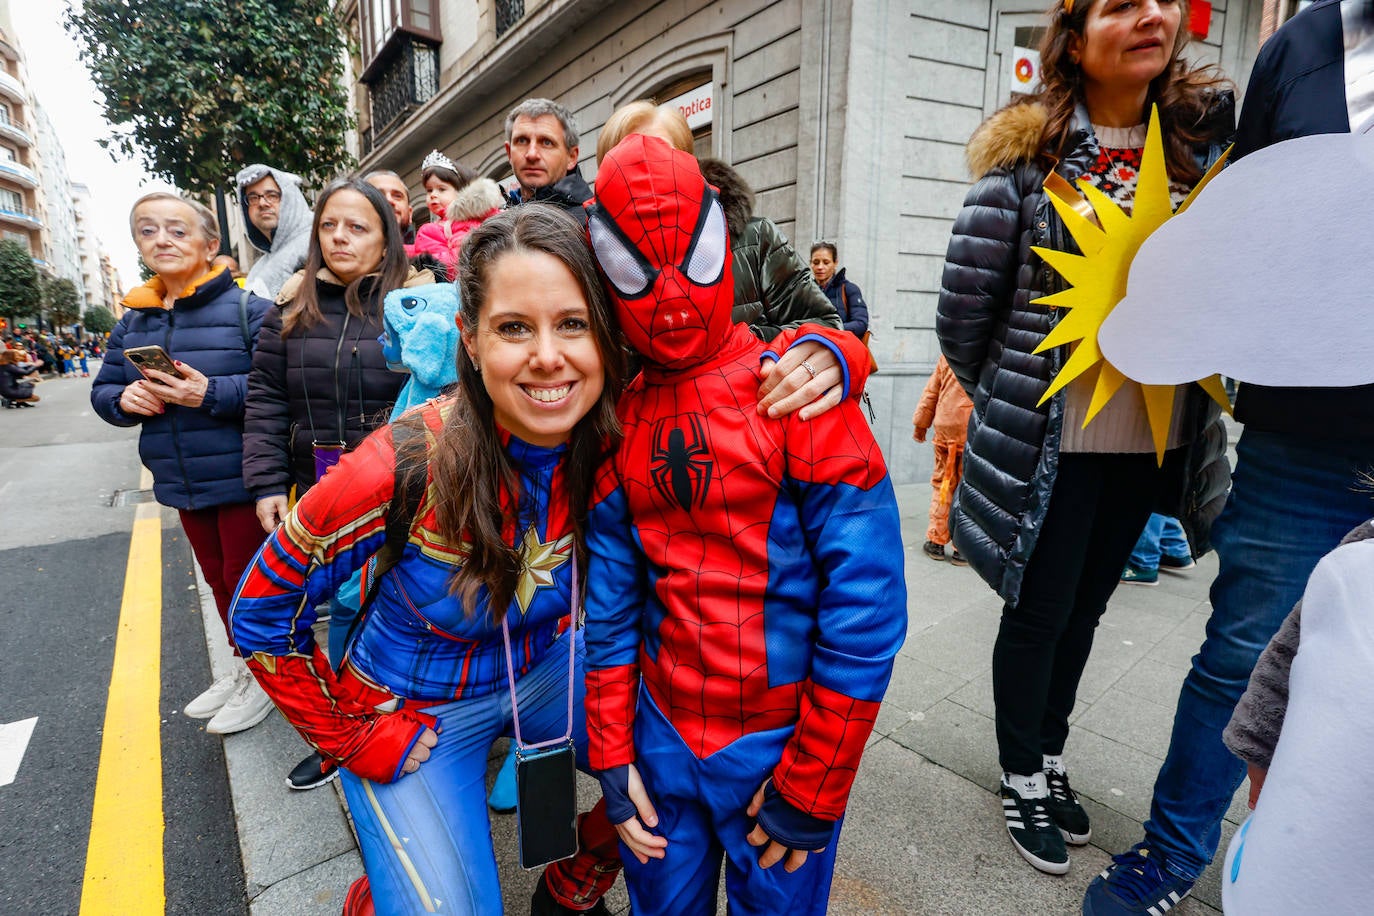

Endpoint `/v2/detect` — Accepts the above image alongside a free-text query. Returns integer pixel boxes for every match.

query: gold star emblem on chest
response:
[514,527,573,614]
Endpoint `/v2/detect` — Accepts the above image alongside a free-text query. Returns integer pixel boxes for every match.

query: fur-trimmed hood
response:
[698,157,754,243]
[965,102,1051,179]
[447,178,505,222]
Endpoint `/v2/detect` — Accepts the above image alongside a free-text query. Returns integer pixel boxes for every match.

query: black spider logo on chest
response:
[649,414,713,511]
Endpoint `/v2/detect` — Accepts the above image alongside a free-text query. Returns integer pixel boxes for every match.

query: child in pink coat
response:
[412,150,504,275]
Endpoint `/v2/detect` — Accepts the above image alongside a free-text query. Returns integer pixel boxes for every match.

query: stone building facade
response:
[344,0,1269,483]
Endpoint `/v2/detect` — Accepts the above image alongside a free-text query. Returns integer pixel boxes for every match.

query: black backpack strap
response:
[238,287,252,350]
[341,415,430,650]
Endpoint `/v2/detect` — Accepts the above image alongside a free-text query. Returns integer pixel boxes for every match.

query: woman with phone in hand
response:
[241,177,434,792]
[91,192,274,735]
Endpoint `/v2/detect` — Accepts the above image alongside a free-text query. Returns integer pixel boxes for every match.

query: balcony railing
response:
[0,203,42,228]
[0,114,32,147]
[0,159,37,188]
[496,0,525,37]
[0,69,23,103]
[362,40,439,154]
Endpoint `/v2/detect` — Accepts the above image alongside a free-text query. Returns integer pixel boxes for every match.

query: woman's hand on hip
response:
[120,379,166,416]
[142,361,209,408]
[757,340,843,421]
[256,495,290,533]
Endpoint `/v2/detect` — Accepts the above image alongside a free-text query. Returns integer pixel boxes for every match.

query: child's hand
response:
[597,763,668,864]
[1246,762,1268,809]
[746,779,831,873]
[913,426,928,443]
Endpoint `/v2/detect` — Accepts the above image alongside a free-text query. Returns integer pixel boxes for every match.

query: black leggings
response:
[993,451,1172,776]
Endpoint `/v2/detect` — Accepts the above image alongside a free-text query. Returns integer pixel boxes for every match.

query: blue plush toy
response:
[334,282,459,615]
[380,282,461,420]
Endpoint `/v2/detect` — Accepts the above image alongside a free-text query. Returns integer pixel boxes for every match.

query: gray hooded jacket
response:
[236,164,312,299]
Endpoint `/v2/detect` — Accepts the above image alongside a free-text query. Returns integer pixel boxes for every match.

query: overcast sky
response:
[10,3,176,292]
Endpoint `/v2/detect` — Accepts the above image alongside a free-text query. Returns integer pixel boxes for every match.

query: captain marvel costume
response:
[229,401,620,915]
[582,135,908,914]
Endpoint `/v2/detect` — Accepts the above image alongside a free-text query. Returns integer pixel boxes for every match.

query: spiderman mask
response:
[587,134,733,370]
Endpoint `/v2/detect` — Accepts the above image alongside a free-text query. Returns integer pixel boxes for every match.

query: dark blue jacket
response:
[819,268,869,338]
[1230,0,1374,442]
[92,268,271,510]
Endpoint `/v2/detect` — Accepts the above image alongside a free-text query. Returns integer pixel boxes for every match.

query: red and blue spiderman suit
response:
[582,134,909,877]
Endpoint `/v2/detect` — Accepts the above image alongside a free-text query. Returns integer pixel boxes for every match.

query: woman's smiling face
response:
[462,249,605,447]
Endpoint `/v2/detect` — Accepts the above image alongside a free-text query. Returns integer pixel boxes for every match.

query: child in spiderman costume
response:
[582,134,908,914]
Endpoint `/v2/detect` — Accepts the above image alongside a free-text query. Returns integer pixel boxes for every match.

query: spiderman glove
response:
[595,764,639,825]
[755,782,835,852]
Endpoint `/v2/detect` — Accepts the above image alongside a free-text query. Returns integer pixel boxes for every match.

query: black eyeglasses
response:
[245,190,282,206]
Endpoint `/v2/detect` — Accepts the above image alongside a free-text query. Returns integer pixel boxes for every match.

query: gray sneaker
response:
[206,667,274,735]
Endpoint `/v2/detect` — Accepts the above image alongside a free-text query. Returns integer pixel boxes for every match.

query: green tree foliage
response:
[66,0,354,195]
[0,239,42,323]
[83,305,117,336]
[44,277,83,329]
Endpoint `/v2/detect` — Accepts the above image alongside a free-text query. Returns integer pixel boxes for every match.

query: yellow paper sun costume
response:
[1030,106,1232,463]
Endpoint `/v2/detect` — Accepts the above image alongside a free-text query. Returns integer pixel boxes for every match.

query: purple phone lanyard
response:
[500,558,578,752]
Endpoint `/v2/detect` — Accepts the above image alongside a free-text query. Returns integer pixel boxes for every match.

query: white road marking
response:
[0,717,38,787]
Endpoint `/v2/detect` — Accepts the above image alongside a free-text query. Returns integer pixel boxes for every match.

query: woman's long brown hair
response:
[1032,0,1231,184]
[420,205,626,618]
[281,178,410,336]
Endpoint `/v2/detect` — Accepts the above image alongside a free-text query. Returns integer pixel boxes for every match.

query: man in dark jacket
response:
[1086,3,1374,913]
[503,98,593,216]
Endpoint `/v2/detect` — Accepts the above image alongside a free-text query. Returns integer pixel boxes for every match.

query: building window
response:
[363,39,440,153]
[496,0,525,38]
[0,101,10,126]
[0,143,14,163]
[0,188,21,212]
[360,0,441,77]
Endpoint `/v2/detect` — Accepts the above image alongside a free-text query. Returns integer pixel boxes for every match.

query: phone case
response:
[514,740,579,869]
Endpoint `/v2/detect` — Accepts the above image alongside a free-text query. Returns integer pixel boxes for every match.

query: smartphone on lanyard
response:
[514,738,579,868]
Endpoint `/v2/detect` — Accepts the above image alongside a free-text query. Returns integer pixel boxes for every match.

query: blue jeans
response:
[1129,514,1190,570]
[1143,430,1374,880]
[340,629,589,916]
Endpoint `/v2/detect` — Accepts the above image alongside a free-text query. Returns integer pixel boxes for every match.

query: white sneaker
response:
[206,667,274,735]
[185,669,238,719]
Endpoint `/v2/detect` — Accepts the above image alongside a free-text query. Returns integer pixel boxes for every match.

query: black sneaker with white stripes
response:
[1044,766,1092,845]
[1000,773,1069,875]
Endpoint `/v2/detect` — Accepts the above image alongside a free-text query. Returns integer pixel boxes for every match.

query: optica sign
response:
[663,82,714,130]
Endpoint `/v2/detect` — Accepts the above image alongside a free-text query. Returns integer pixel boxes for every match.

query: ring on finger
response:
[800,360,817,380]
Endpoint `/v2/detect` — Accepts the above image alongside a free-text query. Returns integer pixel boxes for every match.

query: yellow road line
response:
[80,467,164,914]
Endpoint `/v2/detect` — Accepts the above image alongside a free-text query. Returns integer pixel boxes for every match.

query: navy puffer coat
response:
[937,96,1234,606]
[91,267,271,510]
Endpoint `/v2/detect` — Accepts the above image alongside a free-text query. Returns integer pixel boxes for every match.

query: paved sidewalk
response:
[203,481,1242,914]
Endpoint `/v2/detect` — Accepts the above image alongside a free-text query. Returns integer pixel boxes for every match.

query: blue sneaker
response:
[1083,843,1193,914]
[488,742,518,813]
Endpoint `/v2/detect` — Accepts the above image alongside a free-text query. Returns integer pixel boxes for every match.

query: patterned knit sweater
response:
[1059,123,1191,454]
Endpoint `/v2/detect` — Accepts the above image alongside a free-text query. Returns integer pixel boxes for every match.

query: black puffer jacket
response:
[242,267,432,499]
[937,97,1234,605]
[699,159,841,341]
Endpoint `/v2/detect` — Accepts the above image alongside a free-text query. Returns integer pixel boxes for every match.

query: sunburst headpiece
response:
[1030,105,1231,463]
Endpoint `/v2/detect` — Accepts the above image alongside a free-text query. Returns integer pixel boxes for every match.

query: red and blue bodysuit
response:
[583,135,908,915]
[230,402,619,915]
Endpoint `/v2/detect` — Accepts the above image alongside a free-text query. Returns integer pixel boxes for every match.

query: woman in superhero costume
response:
[229,203,864,916]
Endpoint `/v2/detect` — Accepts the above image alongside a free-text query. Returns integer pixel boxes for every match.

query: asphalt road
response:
[0,365,246,915]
